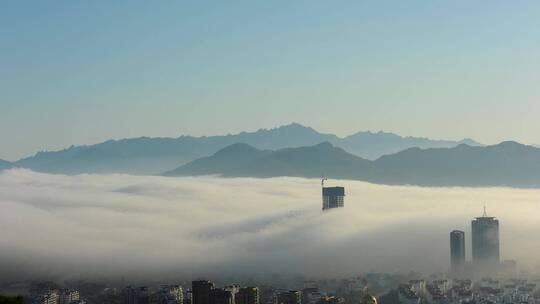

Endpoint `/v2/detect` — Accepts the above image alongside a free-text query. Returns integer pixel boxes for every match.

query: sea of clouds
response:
[1,169,540,282]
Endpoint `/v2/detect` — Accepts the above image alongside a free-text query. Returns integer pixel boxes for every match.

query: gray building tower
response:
[450,230,466,276]
[471,207,500,272]
[321,178,345,211]
[193,280,215,304]
[236,287,259,304]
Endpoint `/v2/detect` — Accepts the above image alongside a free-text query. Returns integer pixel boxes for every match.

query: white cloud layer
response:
[1,169,540,281]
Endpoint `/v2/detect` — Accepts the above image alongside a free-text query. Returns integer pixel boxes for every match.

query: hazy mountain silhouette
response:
[11,123,480,175]
[337,131,479,159]
[371,141,540,187]
[0,159,12,170]
[166,141,540,188]
[164,142,374,179]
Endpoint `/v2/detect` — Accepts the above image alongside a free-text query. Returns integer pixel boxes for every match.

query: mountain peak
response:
[282,122,309,129]
[214,143,261,156]
[496,140,522,146]
[312,141,334,149]
[12,123,491,175]
[459,138,481,146]
[491,141,532,151]
[273,122,318,133]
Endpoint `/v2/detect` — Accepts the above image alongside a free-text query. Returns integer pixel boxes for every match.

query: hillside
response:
[166,141,540,188]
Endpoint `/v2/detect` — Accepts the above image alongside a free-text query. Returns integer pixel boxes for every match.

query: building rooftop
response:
[322,187,345,196]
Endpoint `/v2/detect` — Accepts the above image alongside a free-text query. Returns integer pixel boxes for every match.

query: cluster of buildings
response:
[449,208,516,277]
[191,281,261,304]
[122,281,259,304]
[13,189,540,304]
[398,277,540,304]
[121,280,357,304]
[33,288,84,304]
[399,280,453,304]
[15,273,540,304]
[123,285,184,304]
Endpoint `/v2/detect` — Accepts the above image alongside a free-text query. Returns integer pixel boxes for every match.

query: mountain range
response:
[165,141,540,188]
[0,159,12,170]
[4,123,480,175]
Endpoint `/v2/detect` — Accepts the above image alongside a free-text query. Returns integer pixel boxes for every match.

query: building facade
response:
[236,287,259,304]
[193,281,216,304]
[39,290,59,304]
[210,289,233,304]
[59,289,80,304]
[471,214,500,272]
[159,285,183,304]
[322,187,345,210]
[274,291,301,304]
[450,230,466,276]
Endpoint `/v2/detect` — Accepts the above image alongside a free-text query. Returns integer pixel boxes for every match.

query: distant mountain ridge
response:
[165,142,373,179]
[0,159,12,170]
[165,141,540,188]
[8,123,480,175]
[335,130,479,159]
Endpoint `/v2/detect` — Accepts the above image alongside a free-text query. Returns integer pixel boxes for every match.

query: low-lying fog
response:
[1,169,540,281]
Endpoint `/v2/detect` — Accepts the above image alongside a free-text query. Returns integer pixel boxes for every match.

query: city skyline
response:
[3,2,540,302]
[10,269,540,304]
[449,208,505,277]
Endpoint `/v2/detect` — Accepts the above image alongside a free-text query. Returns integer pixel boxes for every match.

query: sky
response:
[2,169,540,282]
[2,1,540,160]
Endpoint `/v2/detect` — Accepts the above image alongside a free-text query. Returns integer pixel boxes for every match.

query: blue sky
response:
[1,1,540,160]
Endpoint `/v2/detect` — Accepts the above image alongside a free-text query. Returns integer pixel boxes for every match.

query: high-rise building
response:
[59,289,80,304]
[39,290,59,304]
[184,290,193,304]
[274,291,301,304]
[235,287,259,304]
[159,285,183,304]
[471,208,500,271]
[210,289,233,304]
[450,230,466,276]
[192,281,215,304]
[322,186,345,210]
[224,285,240,304]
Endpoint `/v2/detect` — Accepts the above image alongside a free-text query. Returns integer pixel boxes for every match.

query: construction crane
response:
[321,176,327,188]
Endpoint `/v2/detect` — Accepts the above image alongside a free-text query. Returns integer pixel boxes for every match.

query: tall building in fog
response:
[471,208,500,271]
[159,285,183,304]
[224,285,240,304]
[450,230,466,276]
[322,178,345,210]
[322,187,345,210]
[210,289,233,304]
[59,289,80,304]
[274,291,301,304]
[193,280,215,304]
[235,287,259,304]
[184,290,193,304]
